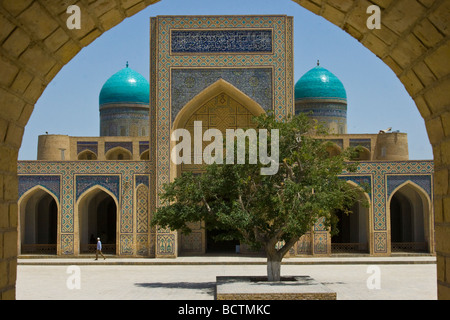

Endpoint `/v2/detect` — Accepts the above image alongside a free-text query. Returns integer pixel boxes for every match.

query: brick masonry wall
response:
[0,0,449,299]
[216,293,337,300]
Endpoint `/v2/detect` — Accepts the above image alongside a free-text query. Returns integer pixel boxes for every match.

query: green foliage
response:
[152,112,368,258]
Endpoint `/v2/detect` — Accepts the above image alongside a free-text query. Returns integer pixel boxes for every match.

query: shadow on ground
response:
[135,282,216,296]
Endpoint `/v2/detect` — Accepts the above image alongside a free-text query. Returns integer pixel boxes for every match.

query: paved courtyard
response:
[16,256,437,300]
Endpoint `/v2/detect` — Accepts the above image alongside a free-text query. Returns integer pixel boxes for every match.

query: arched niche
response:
[388,181,433,254]
[105,146,132,160]
[18,186,59,255]
[75,186,119,255]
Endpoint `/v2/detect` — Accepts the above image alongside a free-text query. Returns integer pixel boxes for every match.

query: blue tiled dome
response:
[295,65,347,102]
[99,64,149,106]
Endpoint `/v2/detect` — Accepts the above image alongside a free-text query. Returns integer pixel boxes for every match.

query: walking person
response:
[95,237,106,260]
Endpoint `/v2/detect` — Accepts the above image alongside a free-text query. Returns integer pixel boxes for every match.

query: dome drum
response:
[295,64,348,134]
[98,64,150,137]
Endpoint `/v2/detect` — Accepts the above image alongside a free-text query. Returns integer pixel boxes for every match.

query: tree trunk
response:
[267,257,282,281]
[266,247,282,281]
[265,236,298,281]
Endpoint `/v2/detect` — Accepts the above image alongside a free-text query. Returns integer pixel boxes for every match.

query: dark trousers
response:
[96,249,105,260]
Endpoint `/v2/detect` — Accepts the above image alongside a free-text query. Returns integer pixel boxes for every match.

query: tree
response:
[152,112,367,281]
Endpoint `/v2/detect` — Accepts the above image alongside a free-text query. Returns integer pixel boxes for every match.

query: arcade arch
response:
[78,150,98,160]
[140,149,149,160]
[173,80,265,254]
[105,147,132,160]
[0,0,449,299]
[331,181,371,254]
[76,187,118,255]
[18,186,58,255]
[388,181,433,254]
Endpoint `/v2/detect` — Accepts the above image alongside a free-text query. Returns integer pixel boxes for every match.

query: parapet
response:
[37,134,70,160]
[375,132,409,161]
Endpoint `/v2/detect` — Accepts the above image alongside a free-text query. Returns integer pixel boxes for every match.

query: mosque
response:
[17,15,434,258]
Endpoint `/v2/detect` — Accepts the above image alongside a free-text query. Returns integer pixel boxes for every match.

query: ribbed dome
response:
[295,65,347,102]
[99,64,149,106]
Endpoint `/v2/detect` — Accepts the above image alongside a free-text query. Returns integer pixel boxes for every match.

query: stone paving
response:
[15,255,437,300]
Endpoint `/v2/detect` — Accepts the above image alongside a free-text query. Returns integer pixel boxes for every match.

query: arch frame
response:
[172,78,267,130]
[0,1,449,299]
[77,149,98,160]
[328,180,373,255]
[74,185,120,256]
[140,149,149,160]
[18,185,61,255]
[387,180,434,254]
[346,180,373,255]
[170,78,267,180]
[105,146,133,160]
[134,183,153,256]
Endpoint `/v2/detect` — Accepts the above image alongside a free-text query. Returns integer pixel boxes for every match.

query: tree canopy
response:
[152,112,368,280]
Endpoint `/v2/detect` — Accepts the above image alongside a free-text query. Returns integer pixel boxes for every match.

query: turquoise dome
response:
[99,65,149,106]
[295,65,347,102]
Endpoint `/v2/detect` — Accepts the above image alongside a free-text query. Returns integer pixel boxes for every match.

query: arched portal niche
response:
[331,182,371,254]
[389,182,432,253]
[172,79,266,254]
[18,187,58,255]
[105,147,132,160]
[77,187,118,255]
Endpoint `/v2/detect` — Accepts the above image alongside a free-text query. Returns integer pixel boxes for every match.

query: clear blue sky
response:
[18,0,433,160]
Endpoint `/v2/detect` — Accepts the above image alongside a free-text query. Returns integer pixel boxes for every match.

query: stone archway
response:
[331,181,371,255]
[18,186,59,255]
[0,0,449,300]
[388,181,433,254]
[76,186,118,255]
[105,146,132,160]
[172,79,266,254]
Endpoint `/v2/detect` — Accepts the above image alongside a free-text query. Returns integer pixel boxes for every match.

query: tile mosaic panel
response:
[77,141,98,155]
[171,68,272,123]
[18,161,153,256]
[386,174,432,198]
[171,29,273,53]
[136,184,149,234]
[104,141,133,153]
[314,233,327,254]
[151,16,294,257]
[75,175,120,201]
[19,175,61,200]
[139,141,149,155]
[349,139,372,151]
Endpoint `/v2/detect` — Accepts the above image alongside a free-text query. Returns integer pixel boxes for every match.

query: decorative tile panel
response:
[105,141,133,153]
[77,141,98,155]
[18,161,153,256]
[349,139,372,151]
[171,68,272,123]
[151,16,294,257]
[386,174,432,198]
[75,175,120,201]
[19,175,61,200]
[139,141,149,155]
[171,29,273,54]
[314,233,327,254]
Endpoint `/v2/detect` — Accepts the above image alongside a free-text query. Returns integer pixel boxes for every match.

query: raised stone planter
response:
[215,276,336,300]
